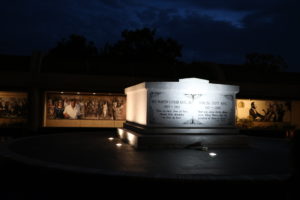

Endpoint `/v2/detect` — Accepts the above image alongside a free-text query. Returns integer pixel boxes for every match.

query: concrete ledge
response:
[123,122,239,135]
[118,128,248,149]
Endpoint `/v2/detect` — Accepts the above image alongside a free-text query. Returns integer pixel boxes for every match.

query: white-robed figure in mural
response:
[102,102,108,118]
[63,99,81,119]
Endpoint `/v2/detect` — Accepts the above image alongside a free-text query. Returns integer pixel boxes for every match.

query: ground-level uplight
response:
[209,152,217,157]
[116,143,122,147]
[108,137,114,141]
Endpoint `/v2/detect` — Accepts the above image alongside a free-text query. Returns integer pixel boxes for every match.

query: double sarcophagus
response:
[118,78,247,148]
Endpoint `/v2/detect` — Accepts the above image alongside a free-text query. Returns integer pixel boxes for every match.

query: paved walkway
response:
[0,132,292,180]
[0,131,297,199]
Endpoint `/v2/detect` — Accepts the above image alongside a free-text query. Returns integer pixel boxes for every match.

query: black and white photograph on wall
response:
[46,92,126,121]
[236,99,292,128]
[0,91,28,127]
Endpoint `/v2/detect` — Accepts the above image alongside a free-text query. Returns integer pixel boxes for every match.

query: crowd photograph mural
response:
[0,91,28,127]
[44,92,126,127]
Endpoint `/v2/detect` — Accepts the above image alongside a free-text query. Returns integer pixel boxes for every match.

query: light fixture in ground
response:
[209,152,217,157]
[116,143,122,147]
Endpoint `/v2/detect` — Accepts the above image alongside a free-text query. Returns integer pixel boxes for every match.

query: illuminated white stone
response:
[126,84,148,125]
[125,78,239,128]
[117,128,124,138]
[126,132,137,146]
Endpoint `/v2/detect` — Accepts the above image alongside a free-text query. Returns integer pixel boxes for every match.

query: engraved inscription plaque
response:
[148,92,234,127]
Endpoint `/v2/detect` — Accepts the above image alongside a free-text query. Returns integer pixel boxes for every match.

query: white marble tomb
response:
[119,78,246,149]
[125,78,239,128]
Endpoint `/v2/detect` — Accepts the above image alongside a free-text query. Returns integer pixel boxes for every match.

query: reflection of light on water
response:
[108,137,114,141]
[116,143,122,147]
[209,152,217,157]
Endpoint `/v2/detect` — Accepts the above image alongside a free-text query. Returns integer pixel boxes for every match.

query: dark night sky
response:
[1,0,299,71]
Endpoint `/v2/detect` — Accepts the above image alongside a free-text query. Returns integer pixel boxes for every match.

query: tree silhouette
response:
[100,28,182,65]
[42,34,98,73]
[98,28,182,77]
[245,53,288,72]
[42,30,182,76]
[48,34,97,58]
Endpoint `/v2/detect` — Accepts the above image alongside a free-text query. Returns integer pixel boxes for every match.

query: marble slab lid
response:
[179,77,209,84]
[125,78,239,93]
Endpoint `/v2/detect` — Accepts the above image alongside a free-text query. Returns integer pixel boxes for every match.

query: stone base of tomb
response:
[118,122,248,149]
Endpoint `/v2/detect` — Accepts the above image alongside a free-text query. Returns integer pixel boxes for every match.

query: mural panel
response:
[44,92,126,127]
[236,99,292,128]
[0,91,28,127]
